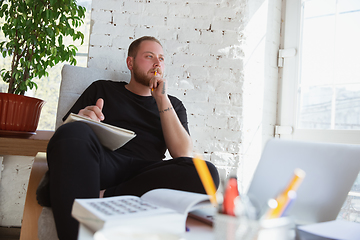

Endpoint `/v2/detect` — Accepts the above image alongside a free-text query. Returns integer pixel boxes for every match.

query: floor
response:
[0,227,20,240]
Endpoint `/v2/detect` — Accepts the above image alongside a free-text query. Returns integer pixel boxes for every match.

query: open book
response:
[64,113,136,151]
[71,188,212,234]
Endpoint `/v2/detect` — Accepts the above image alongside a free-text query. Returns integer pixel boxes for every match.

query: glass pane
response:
[300,7,335,87]
[337,172,360,223]
[335,6,360,85]
[303,0,336,18]
[297,86,332,129]
[335,85,360,129]
[337,0,360,12]
[297,0,360,130]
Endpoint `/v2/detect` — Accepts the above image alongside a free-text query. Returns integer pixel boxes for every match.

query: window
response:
[298,0,360,130]
[279,0,360,222]
[0,0,92,130]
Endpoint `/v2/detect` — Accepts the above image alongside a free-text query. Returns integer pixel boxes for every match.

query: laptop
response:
[246,138,360,225]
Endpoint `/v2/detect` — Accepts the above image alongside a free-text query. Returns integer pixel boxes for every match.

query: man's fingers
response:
[150,76,164,91]
[95,98,105,121]
[96,98,104,111]
[78,99,105,122]
[150,80,157,90]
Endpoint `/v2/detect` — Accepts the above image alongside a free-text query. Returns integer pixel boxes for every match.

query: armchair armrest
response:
[20,152,48,240]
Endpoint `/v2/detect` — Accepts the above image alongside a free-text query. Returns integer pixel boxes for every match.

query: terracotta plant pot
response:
[0,93,45,134]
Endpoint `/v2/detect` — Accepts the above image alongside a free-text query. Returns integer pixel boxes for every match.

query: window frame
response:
[277,0,360,144]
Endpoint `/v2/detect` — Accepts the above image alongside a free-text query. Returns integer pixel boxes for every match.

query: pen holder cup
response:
[214,213,259,240]
[214,214,293,240]
[255,217,293,240]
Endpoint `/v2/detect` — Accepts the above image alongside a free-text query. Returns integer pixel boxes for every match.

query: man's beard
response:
[132,63,151,87]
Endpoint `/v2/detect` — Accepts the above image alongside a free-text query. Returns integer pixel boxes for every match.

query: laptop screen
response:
[246,138,360,225]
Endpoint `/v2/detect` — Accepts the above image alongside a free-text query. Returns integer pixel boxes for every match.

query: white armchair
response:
[20,65,127,240]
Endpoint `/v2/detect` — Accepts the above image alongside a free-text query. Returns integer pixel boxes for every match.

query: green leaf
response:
[46,9,50,19]
[58,34,63,45]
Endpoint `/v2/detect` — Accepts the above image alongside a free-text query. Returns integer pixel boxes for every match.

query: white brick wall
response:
[88,0,282,192]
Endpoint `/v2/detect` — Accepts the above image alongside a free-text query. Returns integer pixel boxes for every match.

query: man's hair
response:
[128,36,162,58]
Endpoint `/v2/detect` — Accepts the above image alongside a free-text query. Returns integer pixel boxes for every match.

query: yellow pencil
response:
[193,155,218,206]
[265,168,306,219]
[152,71,157,92]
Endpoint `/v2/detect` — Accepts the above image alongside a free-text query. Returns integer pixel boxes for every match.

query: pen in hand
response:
[151,71,157,92]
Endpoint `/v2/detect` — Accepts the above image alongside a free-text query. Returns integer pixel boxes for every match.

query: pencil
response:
[265,168,305,219]
[152,71,157,92]
[193,155,218,206]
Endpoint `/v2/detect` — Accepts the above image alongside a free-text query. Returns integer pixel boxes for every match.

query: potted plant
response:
[0,0,86,136]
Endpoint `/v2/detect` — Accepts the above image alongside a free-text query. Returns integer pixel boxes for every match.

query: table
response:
[0,130,53,156]
[78,217,214,240]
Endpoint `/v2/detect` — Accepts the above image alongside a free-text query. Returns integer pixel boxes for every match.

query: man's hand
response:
[149,72,167,100]
[78,98,105,122]
[150,72,193,158]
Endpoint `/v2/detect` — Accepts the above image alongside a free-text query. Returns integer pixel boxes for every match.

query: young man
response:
[44,36,219,239]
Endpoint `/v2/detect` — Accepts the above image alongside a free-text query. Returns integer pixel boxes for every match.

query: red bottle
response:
[223,177,239,216]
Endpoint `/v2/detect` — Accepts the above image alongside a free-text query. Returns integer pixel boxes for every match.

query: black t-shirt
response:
[63,80,189,161]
